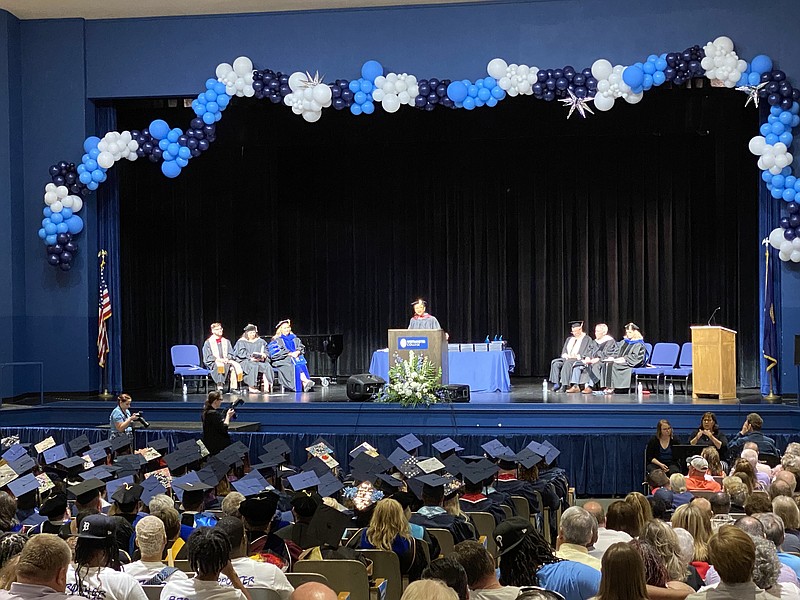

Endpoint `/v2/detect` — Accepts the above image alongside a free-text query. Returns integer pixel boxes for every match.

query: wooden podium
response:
[690,326,737,400]
[387,329,449,385]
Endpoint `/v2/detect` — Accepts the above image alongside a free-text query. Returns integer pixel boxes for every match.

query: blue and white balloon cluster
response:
[347,61,385,116]
[77,136,109,191]
[446,76,506,110]
[149,119,192,179]
[192,79,231,125]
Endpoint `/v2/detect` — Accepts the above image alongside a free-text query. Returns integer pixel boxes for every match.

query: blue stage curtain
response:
[96,105,123,393]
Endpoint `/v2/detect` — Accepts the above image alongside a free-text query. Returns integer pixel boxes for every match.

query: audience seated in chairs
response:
[452,540,521,600]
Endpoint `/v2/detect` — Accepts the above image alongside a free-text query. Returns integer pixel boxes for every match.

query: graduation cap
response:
[350,442,378,459]
[89,439,112,452]
[263,438,292,456]
[164,447,199,472]
[252,452,285,470]
[197,456,228,488]
[7,473,39,497]
[84,447,109,464]
[2,444,28,463]
[239,491,279,523]
[42,444,68,465]
[442,455,466,477]
[36,473,55,494]
[170,471,201,502]
[57,455,87,476]
[416,473,450,490]
[287,470,320,492]
[349,452,382,476]
[9,454,36,476]
[80,466,115,481]
[481,439,510,459]
[416,457,446,474]
[568,320,584,329]
[376,473,403,490]
[39,492,68,519]
[350,469,379,486]
[105,476,135,499]
[111,482,143,506]
[407,477,424,500]
[147,439,170,454]
[302,457,332,478]
[134,476,163,506]
[432,438,464,455]
[0,464,18,488]
[34,437,56,454]
[68,477,105,504]
[110,434,134,453]
[306,504,352,547]
[174,479,213,507]
[318,472,344,497]
[232,474,273,498]
[525,441,548,456]
[306,441,334,459]
[540,440,561,464]
[462,460,499,485]
[515,448,543,469]
[114,454,146,478]
[396,433,422,453]
[388,448,420,478]
[68,435,91,455]
[442,475,463,498]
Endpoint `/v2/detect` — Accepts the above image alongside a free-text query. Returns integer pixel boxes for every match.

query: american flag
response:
[97,253,112,367]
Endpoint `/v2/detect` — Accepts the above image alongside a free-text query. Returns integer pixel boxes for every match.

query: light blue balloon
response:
[778,112,791,127]
[737,73,748,87]
[83,136,101,152]
[89,148,100,160]
[217,94,230,108]
[213,82,226,95]
[491,86,505,100]
[780,132,793,146]
[149,119,170,140]
[77,164,86,174]
[783,188,796,201]
[50,213,63,224]
[44,222,56,235]
[771,106,783,117]
[792,102,800,115]
[360,80,373,94]
[748,72,761,86]
[643,62,656,75]
[65,215,84,234]
[761,123,773,136]
[192,101,203,116]
[167,129,181,143]
[361,60,383,82]
[176,157,189,167]
[782,166,792,176]
[206,101,219,114]
[162,151,174,161]
[622,65,644,88]
[477,87,491,101]
[643,75,653,90]
[762,170,773,183]
[751,54,773,74]
[178,146,191,159]
[447,81,468,103]
[474,97,485,107]
[773,174,786,188]
[45,234,57,245]
[87,181,98,191]
[204,90,217,102]
[167,143,180,156]
[486,97,498,107]
[161,161,181,178]
[653,71,666,86]
[766,133,779,145]
[353,91,366,105]
[350,103,363,115]
[85,159,98,172]
[214,112,222,122]
[361,101,375,115]
[91,169,104,183]
[794,179,800,192]
[468,85,479,98]
[43,207,52,218]
[655,58,667,71]
[483,77,497,89]
[38,228,46,240]
[202,112,215,125]
[158,139,169,150]
[56,223,68,234]
[463,97,476,110]
[768,114,778,124]
[792,116,800,128]
[196,94,207,105]
[349,80,361,93]
[786,175,797,188]
[205,78,217,90]
[771,187,783,199]
[771,122,785,135]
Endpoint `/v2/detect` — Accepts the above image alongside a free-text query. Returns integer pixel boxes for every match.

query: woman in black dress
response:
[646,419,682,476]
[201,391,235,455]
[688,411,728,463]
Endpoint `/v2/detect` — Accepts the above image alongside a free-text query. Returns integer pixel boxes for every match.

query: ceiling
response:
[0,0,488,20]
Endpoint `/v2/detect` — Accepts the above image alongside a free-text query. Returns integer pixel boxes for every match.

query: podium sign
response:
[388,329,449,385]
[690,326,737,400]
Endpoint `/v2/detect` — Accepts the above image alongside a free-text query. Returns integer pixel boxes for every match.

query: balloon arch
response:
[36,36,800,271]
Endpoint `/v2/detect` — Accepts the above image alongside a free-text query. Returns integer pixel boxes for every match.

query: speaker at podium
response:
[387,329,449,385]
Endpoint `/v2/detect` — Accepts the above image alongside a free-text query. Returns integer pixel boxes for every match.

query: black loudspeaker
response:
[441,384,470,402]
[795,334,800,365]
[346,374,385,401]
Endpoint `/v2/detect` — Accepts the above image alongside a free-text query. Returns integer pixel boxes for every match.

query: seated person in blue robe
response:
[268,319,315,393]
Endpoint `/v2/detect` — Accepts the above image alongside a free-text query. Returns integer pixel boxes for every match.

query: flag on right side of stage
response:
[97,251,112,368]
[763,244,779,389]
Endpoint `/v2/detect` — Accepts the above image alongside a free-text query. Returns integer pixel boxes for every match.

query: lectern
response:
[387,329,449,385]
[690,326,737,400]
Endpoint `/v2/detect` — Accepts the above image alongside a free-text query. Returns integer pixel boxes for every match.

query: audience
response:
[421,557,469,600]
[754,512,800,578]
[123,516,187,584]
[685,457,721,492]
[594,542,648,600]
[555,506,601,570]
[685,526,764,600]
[290,582,337,600]
[746,493,774,516]
[624,493,653,538]
[668,474,694,509]
[0,534,74,600]
[401,579,458,600]
[671,504,711,564]
[773,497,800,553]
[453,540,520,600]
[585,501,633,559]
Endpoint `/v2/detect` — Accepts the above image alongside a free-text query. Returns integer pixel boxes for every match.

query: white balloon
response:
[626,92,644,105]
[597,80,610,93]
[398,91,410,104]
[61,195,74,209]
[770,166,782,175]
[749,136,766,155]
[592,59,613,81]
[374,76,386,88]
[288,71,306,92]
[793,237,800,249]
[372,89,385,102]
[780,240,793,254]
[233,56,253,77]
[56,186,69,198]
[770,227,788,248]
[44,191,57,205]
[779,250,791,262]
[243,87,255,98]
[498,77,511,91]
[792,250,800,263]
[313,84,332,105]
[302,110,321,123]
[51,201,63,213]
[72,197,83,213]
[45,183,56,192]
[383,93,401,113]
[97,152,114,169]
[518,80,531,94]
[487,58,508,80]
[714,36,734,53]
[594,94,615,111]
[216,63,233,79]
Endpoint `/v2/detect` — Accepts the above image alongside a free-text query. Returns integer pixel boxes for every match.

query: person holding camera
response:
[202,391,235,456]
[109,393,142,441]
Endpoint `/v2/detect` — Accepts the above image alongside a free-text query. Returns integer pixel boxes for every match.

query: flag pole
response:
[762,239,781,403]
[98,249,113,399]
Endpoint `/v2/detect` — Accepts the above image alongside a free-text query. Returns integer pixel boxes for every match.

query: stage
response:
[1,379,798,497]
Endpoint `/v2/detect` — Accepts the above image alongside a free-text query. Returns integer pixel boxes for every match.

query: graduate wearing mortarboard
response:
[548,320,592,392]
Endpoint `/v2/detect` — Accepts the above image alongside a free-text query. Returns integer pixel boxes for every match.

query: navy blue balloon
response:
[190,148,202,158]
[768,94,782,106]
[333,98,345,110]
[331,86,341,98]
[414,95,426,108]
[178,135,188,146]
[787,202,800,214]
[59,262,71,272]
[553,69,563,79]
[47,254,60,266]
[572,74,585,87]
[574,86,588,98]
[543,90,555,102]
[785,228,797,241]
[418,83,430,96]
[586,77,598,91]
[563,66,575,79]
[556,78,569,90]
[781,216,791,229]
[545,78,556,91]
[49,165,60,177]
[56,233,69,245]
[773,70,786,82]
[436,84,447,97]
[429,78,440,89]
[582,68,592,78]
[198,140,210,151]
[53,175,65,186]
[790,214,800,228]
[537,71,548,83]
[781,98,794,111]
[532,83,543,96]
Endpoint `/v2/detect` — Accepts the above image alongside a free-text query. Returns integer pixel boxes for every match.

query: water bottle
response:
[637,382,643,397]
[542,379,548,395]
[182,383,188,397]
[668,383,674,398]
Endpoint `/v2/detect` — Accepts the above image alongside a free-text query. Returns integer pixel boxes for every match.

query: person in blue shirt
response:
[109,393,142,441]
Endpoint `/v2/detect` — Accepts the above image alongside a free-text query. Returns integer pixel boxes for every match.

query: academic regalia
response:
[408,313,442,330]
[494,475,542,515]
[247,530,292,571]
[572,335,617,386]
[234,337,274,389]
[268,334,310,392]
[202,335,238,386]
[599,338,646,390]
[486,487,517,516]
[550,334,592,387]
[409,506,476,544]
[459,493,507,525]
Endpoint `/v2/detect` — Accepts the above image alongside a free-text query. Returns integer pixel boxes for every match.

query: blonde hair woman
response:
[671,503,711,562]
[347,498,428,580]
[624,492,653,537]
[401,579,457,600]
[640,519,687,583]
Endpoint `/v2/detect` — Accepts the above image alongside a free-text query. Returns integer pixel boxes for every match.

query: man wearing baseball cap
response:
[685,456,722,492]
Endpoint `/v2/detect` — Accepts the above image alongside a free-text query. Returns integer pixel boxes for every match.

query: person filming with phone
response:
[201,390,236,456]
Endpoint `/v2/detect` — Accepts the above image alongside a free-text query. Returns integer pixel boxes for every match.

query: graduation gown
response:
[599,339,646,390]
[493,477,541,514]
[409,506,476,545]
[408,313,442,330]
[549,334,592,386]
[202,336,236,385]
[233,338,274,388]
[459,494,507,525]
[268,334,310,391]
[574,335,617,386]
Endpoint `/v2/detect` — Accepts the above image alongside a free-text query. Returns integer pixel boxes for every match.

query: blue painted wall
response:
[1,0,799,393]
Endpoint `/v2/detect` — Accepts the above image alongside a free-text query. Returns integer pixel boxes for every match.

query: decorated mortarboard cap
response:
[105,476,135,498]
[68,435,91,455]
[140,476,167,506]
[263,438,292,456]
[541,440,561,464]
[0,464,18,488]
[2,444,28,463]
[43,444,68,465]
[238,491,279,521]
[9,454,37,476]
[110,434,134,453]
[302,457,331,478]
[432,438,464,454]
[68,477,105,503]
[568,320,584,329]
[80,466,114,481]
[462,460,499,485]
[318,472,345,497]
[39,492,68,518]
[416,457,446,474]
[350,442,378,458]
[515,448,543,469]
[287,470,320,492]
[111,482,144,505]
[443,475,463,498]
[306,504,352,547]
[396,433,422,452]
[387,448,418,476]
[7,473,39,497]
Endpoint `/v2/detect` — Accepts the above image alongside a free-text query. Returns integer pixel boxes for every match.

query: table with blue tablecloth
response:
[368,349,515,392]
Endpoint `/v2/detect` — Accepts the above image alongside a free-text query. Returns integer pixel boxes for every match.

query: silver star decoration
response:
[300,70,325,88]
[559,89,595,119]
[735,81,768,108]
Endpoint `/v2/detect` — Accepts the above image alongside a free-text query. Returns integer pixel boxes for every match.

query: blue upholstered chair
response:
[632,342,680,394]
[171,344,211,394]
[663,342,693,394]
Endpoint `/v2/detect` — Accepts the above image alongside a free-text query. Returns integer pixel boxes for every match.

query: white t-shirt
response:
[470,586,523,600]
[160,578,245,600]
[217,557,293,599]
[589,527,633,559]
[123,561,188,584]
[65,565,148,600]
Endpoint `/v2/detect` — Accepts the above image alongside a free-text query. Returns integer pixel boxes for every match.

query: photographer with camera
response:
[201,391,236,456]
[109,393,144,441]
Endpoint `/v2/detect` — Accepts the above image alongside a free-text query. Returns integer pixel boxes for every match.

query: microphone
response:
[707,306,721,326]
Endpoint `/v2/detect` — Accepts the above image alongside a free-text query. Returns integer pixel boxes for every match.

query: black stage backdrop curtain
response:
[116,85,759,389]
